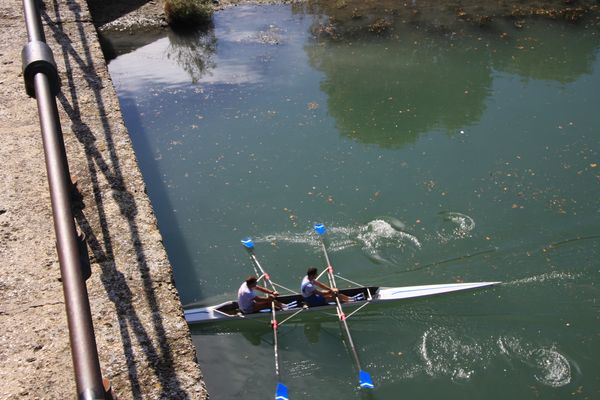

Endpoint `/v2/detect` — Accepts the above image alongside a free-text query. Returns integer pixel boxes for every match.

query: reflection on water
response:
[111,1,600,147]
[106,4,600,399]
[302,13,600,146]
[303,321,322,343]
[165,27,217,83]
[490,26,600,83]
[306,32,492,147]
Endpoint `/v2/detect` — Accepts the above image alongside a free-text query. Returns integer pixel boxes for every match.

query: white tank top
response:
[301,276,316,298]
[237,282,256,313]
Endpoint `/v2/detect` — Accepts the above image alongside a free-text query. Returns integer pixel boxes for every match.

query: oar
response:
[241,238,289,400]
[313,223,374,390]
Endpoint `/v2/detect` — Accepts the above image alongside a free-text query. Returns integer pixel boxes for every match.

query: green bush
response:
[164,0,213,28]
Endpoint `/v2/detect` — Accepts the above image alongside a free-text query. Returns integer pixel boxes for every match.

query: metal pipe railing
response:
[21,1,108,398]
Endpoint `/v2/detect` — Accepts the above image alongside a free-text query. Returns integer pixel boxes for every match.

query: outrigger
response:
[183,224,501,399]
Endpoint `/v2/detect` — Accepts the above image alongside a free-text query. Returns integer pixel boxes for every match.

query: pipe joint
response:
[21,40,60,98]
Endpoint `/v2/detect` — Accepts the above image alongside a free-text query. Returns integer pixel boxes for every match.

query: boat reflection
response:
[304,321,322,343]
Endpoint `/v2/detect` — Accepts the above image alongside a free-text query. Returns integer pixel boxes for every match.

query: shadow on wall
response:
[42,0,199,398]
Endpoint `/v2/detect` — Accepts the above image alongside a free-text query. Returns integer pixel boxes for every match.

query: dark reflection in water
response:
[98,29,167,62]
[306,33,492,147]
[288,0,600,147]
[304,321,322,343]
[103,3,600,149]
[166,27,217,83]
[490,25,600,82]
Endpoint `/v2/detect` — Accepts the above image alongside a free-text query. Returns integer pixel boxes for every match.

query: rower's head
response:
[307,267,318,279]
[245,276,258,288]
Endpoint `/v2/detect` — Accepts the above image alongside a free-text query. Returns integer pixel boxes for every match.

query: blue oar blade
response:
[313,223,326,235]
[241,237,254,249]
[275,382,289,400]
[359,370,374,389]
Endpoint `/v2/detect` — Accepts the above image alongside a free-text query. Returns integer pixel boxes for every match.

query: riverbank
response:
[89,0,600,34]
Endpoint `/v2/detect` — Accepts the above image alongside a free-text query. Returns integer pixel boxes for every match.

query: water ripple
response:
[254,219,422,264]
[285,359,320,378]
[419,326,485,381]
[417,330,572,387]
[498,336,572,387]
[435,211,476,244]
[508,271,581,286]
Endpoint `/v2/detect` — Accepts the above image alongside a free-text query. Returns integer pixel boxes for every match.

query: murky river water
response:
[107,4,599,399]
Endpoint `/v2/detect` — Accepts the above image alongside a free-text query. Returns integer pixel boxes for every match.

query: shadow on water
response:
[98,29,167,63]
[43,1,191,398]
[113,25,218,299]
[116,96,204,300]
[303,320,323,343]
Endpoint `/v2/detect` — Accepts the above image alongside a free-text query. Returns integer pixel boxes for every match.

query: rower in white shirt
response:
[238,275,283,314]
[300,267,351,307]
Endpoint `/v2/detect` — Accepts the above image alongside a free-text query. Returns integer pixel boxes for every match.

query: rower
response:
[238,275,284,314]
[301,267,351,307]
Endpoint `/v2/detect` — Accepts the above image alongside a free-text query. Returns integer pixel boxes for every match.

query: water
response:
[107,4,600,399]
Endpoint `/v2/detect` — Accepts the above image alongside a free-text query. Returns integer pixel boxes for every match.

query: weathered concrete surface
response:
[0,0,206,398]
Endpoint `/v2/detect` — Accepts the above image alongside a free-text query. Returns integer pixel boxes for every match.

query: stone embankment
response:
[0,0,206,398]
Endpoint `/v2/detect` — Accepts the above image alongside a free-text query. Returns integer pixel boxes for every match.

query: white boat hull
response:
[184,281,500,325]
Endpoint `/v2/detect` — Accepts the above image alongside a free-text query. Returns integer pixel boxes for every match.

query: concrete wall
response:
[0,0,207,398]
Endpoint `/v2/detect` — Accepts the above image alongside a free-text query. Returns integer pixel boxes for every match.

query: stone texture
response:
[0,0,207,398]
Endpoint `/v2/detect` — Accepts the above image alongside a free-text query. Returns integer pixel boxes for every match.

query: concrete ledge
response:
[0,0,206,398]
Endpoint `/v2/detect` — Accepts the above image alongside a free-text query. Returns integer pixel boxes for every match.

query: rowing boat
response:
[184,281,499,324]
[185,225,500,399]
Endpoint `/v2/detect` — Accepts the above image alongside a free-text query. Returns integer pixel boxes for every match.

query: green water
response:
[107,5,600,399]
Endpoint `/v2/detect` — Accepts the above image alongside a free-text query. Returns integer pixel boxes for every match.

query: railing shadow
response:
[41,1,192,398]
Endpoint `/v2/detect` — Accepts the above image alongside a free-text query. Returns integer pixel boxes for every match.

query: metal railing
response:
[21,0,110,398]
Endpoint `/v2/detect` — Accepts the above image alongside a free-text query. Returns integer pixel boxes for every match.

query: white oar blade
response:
[275,382,289,400]
[359,370,374,389]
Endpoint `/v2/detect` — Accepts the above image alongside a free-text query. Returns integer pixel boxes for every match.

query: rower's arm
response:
[314,280,336,293]
[256,285,278,296]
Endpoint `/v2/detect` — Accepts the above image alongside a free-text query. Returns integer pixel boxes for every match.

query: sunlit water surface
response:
[108,5,599,399]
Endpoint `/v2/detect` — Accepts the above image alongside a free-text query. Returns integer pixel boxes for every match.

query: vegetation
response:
[164,0,213,28]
